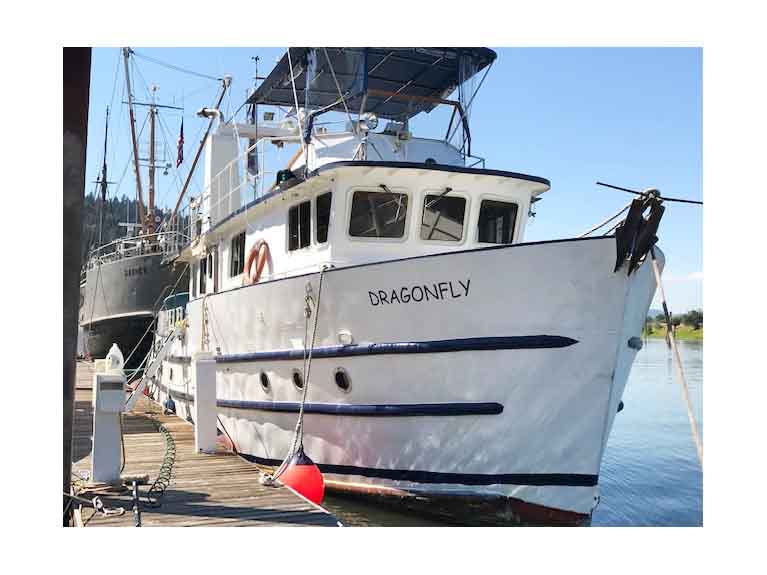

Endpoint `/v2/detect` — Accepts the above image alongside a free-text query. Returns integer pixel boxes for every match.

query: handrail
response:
[88,231,183,253]
[84,230,189,270]
[172,117,485,249]
[174,137,278,240]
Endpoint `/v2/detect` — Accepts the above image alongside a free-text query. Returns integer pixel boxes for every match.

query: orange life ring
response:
[243,239,271,285]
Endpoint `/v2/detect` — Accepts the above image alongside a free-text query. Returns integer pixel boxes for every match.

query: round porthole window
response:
[334,368,351,392]
[292,370,304,390]
[260,372,270,392]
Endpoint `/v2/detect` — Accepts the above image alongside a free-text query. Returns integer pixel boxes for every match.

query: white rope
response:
[286,49,305,155]
[261,265,327,485]
[578,201,633,238]
[649,247,703,466]
[322,48,356,136]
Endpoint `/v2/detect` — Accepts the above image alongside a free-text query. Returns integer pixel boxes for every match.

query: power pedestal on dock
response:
[91,365,127,484]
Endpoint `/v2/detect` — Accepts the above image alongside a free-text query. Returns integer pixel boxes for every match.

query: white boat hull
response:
[152,236,660,525]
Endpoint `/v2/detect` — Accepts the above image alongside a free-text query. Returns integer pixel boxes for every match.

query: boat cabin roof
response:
[248,47,497,120]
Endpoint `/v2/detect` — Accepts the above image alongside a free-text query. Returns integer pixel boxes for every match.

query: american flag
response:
[176,119,184,167]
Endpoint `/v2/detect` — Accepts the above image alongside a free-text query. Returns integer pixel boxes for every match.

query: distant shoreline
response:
[643,324,703,341]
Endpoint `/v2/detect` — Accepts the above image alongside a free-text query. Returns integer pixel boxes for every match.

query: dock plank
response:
[71,361,339,527]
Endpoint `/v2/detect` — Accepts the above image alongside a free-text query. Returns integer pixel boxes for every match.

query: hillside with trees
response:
[644,309,703,340]
[80,193,171,261]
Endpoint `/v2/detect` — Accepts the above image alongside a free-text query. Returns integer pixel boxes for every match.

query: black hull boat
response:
[80,246,187,369]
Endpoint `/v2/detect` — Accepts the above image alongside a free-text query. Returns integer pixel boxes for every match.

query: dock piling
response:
[192,351,217,454]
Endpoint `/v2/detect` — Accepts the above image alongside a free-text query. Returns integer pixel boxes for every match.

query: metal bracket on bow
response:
[613,190,665,276]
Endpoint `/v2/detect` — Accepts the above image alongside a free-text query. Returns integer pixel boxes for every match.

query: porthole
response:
[292,370,304,390]
[259,372,270,392]
[334,368,351,393]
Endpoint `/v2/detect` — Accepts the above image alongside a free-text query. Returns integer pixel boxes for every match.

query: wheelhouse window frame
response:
[315,191,333,245]
[346,186,411,244]
[419,189,469,245]
[191,263,197,298]
[476,196,520,245]
[199,255,207,294]
[229,231,246,278]
[287,199,312,252]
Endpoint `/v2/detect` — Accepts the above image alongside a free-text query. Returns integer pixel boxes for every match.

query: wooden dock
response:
[70,361,340,527]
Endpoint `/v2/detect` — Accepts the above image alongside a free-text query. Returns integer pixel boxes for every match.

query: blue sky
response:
[85,47,702,312]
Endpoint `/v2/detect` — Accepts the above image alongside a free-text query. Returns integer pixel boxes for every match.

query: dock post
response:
[63,47,91,526]
[192,351,217,453]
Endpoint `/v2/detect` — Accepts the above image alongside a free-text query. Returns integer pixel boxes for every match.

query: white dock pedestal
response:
[192,351,217,454]
[91,372,127,484]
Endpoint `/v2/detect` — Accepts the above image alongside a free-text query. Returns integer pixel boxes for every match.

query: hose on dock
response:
[144,418,177,507]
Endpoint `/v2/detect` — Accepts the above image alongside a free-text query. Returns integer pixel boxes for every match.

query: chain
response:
[201,294,210,351]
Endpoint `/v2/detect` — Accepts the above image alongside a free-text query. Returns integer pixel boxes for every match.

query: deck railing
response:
[172,131,486,249]
[175,138,279,242]
[83,231,189,275]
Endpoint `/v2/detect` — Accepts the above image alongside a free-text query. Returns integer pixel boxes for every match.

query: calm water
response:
[323,338,703,526]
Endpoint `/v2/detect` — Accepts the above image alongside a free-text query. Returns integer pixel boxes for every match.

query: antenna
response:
[596,182,703,206]
[147,84,157,235]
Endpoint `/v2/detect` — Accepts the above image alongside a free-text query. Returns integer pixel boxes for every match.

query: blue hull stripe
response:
[154,383,503,417]
[216,335,577,364]
[217,400,503,416]
[240,453,598,487]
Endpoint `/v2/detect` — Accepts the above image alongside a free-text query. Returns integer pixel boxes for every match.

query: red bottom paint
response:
[324,480,590,526]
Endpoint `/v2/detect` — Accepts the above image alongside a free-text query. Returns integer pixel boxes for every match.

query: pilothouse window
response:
[316,192,332,244]
[230,231,245,277]
[349,190,409,238]
[288,201,311,251]
[478,200,518,244]
[199,256,207,293]
[421,194,466,242]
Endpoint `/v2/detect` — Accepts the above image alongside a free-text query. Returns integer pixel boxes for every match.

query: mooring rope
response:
[63,491,126,525]
[578,201,633,238]
[649,247,703,466]
[261,265,327,485]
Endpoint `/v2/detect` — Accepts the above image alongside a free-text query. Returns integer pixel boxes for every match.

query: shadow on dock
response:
[70,361,340,527]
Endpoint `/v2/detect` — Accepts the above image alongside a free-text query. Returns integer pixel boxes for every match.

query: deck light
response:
[359,112,378,132]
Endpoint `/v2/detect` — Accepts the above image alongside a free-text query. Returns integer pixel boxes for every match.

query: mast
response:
[97,107,109,246]
[147,86,157,235]
[169,76,230,225]
[122,47,146,235]
[247,56,259,197]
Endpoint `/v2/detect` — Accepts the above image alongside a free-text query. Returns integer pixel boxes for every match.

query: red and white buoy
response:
[278,446,325,505]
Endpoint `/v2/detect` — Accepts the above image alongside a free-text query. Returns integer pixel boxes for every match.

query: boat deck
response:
[70,360,341,527]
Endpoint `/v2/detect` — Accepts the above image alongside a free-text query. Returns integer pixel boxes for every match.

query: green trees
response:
[644,308,703,338]
[81,193,171,259]
[685,309,703,330]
